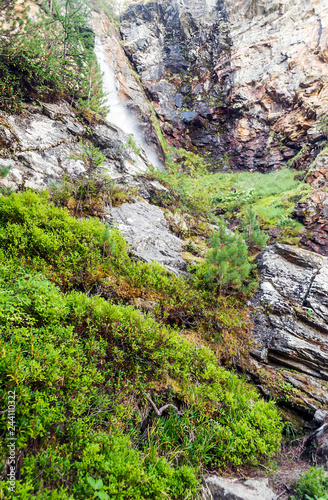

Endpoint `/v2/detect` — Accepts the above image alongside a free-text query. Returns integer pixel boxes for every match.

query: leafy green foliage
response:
[318,116,328,135]
[241,206,269,251]
[195,220,253,294]
[0,190,113,291]
[148,155,311,243]
[0,164,12,178]
[0,191,254,367]
[0,191,282,496]
[0,0,107,117]
[0,256,282,497]
[292,467,328,500]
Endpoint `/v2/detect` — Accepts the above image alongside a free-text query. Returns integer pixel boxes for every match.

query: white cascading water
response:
[94,37,163,169]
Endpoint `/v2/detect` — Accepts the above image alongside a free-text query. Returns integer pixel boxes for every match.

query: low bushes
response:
[0,190,283,497]
[0,191,253,364]
[0,263,282,497]
[292,467,328,500]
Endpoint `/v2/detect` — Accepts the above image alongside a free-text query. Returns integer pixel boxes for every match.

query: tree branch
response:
[144,393,184,416]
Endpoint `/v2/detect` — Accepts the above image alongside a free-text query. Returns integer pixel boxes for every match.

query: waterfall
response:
[94,37,163,169]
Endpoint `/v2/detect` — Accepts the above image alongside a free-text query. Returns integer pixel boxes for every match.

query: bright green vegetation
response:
[0,0,107,119]
[148,150,311,244]
[292,467,328,500]
[240,206,269,252]
[0,191,282,498]
[194,220,255,295]
[0,190,254,364]
[91,0,120,28]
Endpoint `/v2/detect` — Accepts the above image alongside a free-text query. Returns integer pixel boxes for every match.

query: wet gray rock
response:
[203,476,276,500]
[0,101,151,190]
[92,12,164,164]
[250,244,328,414]
[0,102,86,190]
[0,100,186,274]
[121,0,328,171]
[108,201,186,274]
[120,0,228,162]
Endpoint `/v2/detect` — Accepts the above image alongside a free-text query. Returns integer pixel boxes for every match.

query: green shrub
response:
[292,467,328,500]
[195,220,253,294]
[0,261,282,497]
[0,190,114,291]
[0,1,107,117]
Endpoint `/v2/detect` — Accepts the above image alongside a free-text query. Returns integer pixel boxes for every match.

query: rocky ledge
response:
[250,244,328,416]
[0,100,187,274]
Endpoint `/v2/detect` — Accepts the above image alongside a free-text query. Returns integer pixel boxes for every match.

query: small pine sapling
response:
[198,220,252,294]
[241,206,268,252]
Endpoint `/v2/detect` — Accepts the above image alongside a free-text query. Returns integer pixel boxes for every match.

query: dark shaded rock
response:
[304,418,328,469]
[121,0,328,172]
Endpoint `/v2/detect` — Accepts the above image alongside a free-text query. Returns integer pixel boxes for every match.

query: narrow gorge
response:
[0,0,328,498]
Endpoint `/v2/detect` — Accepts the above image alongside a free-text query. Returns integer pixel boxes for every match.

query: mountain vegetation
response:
[0,0,107,119]
[0,0,325,498]
[0,190,282,498]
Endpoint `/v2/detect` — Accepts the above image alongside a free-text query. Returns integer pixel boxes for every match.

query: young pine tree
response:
[240,206,268,252]
[197,220,252,294]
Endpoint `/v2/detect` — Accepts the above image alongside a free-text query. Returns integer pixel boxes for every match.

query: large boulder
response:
[0,101,152,190]
[108,201,187,274]
[203,476,276,500]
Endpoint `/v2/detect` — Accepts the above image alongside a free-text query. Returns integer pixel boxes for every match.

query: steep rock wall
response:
[120,0,328,171]
[92,11,165,162]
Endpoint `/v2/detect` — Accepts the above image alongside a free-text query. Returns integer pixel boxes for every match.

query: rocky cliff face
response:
[250,244,328,416]
[92,11,164,162]
[120,0,328,171]
[0,100,188,274]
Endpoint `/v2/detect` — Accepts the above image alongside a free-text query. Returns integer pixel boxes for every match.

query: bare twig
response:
[144,393,184,416]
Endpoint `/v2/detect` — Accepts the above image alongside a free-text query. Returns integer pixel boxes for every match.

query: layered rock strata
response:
[120,0,328,171]
[250,244,328,415]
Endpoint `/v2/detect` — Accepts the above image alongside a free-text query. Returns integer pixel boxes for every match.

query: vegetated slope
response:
[0,0,106,120]
[0,1,321,497]
[146,148,312,247]
[0,191,282,498]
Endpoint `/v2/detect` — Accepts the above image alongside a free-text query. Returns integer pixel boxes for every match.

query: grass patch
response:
[147,150,311,244]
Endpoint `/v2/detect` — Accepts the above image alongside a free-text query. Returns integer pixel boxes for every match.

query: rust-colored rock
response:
[121,0,328,171]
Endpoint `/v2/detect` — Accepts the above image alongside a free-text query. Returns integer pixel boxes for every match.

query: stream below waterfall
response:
[94,38,163,169]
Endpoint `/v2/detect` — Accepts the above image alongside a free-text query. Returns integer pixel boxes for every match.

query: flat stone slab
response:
[109,201,186,274]
[204,476,276,500]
